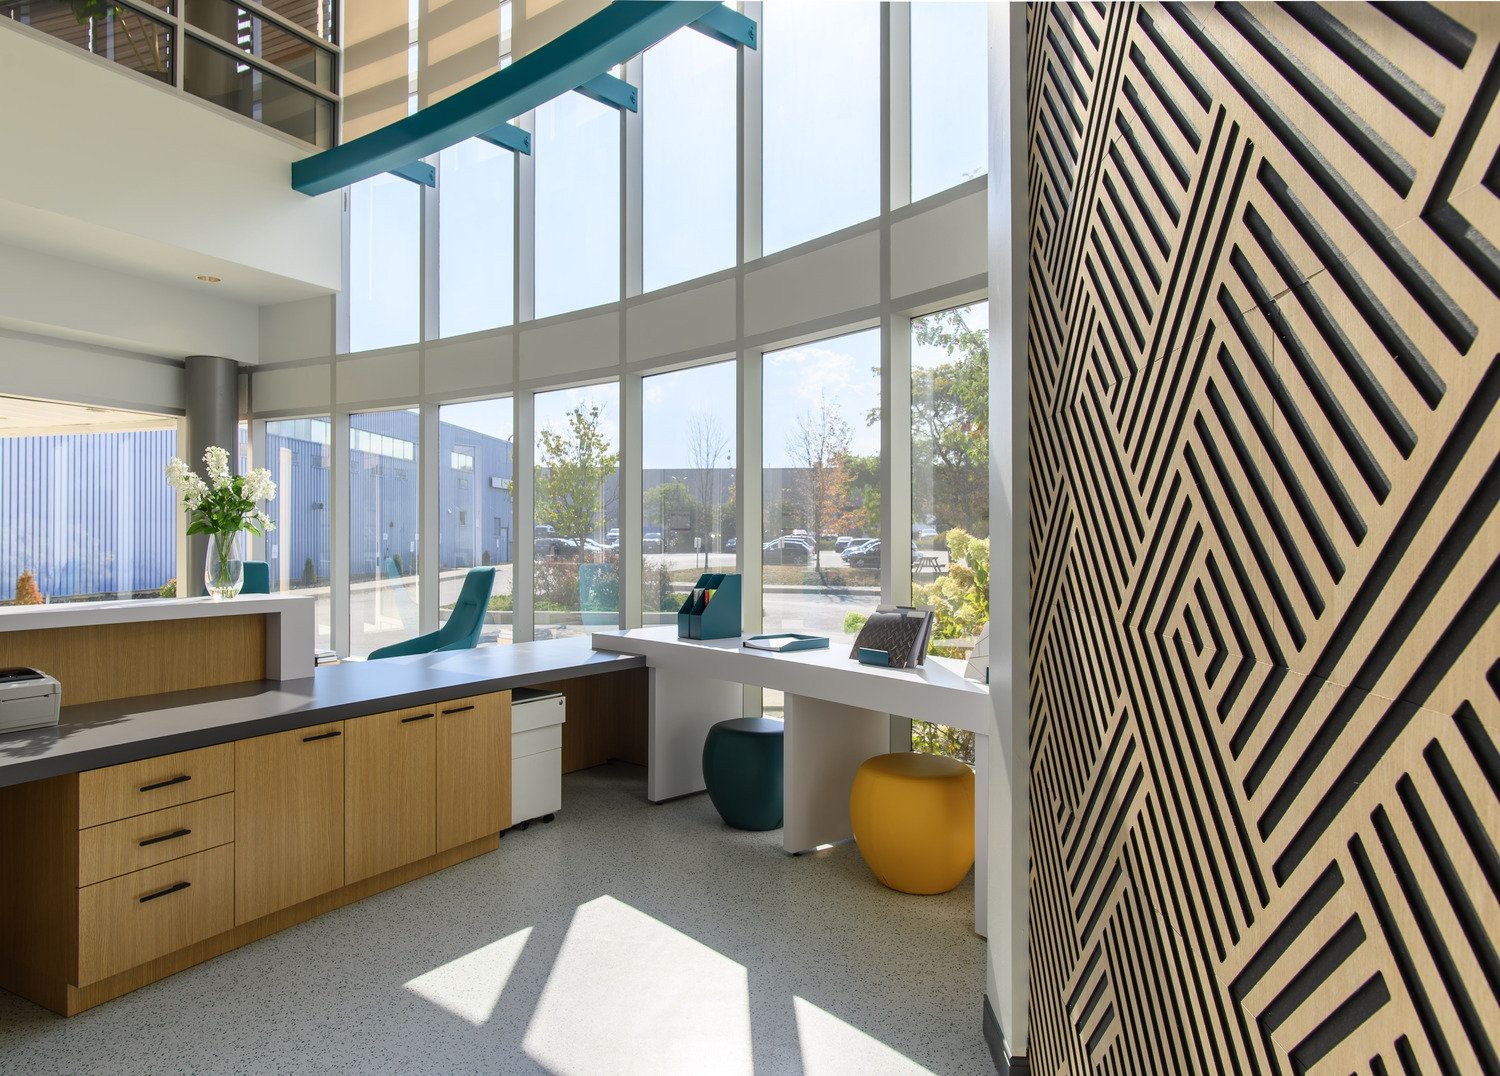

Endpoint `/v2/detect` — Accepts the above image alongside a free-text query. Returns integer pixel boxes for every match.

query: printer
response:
[0,668,61,734]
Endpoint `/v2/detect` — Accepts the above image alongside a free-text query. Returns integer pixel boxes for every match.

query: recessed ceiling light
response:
[196,275,221,283]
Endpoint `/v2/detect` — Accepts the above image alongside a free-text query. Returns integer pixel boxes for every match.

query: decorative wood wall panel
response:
[1026,4,1500,1073]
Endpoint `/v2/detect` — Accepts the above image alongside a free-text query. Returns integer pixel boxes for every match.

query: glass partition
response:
[183,0,335,90]
[909,302,989,763]
[762,2,880,254]
[349,173,421,352]
[4,1,174,83]
[348,409,420,658]
[263,417,332,653]
[182,35,333,146]
[535,92,620,318]
[438,399,514,645]
[533,384,619,639]
[642,26,736,292]
[641,362,737,622]
[910,2,988,202]
[761,328,883,702]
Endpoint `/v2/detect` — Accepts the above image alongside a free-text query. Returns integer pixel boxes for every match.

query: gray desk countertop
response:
[0,637,645,789]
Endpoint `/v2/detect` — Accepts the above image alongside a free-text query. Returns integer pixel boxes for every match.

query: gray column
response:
[184,355,240,596]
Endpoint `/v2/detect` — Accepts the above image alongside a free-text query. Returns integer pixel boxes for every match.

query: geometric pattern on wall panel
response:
[1026,3,1500,1073]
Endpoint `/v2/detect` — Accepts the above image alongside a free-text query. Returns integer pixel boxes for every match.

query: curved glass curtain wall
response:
[320,3,992,655]
[533,383,619,640]
[438,399,514,642]
[534,92,620,319]
[642,26,736,292]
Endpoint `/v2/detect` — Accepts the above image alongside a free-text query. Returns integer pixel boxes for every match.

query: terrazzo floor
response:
[0,762,990,1075]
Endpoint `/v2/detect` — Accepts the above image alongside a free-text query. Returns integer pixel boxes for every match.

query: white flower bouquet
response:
[165,447,277,597]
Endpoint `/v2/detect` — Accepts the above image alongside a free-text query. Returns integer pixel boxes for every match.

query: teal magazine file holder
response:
[677,573,743,639]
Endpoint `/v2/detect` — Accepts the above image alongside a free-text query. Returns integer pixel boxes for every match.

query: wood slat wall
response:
[1026,4,1500,1073]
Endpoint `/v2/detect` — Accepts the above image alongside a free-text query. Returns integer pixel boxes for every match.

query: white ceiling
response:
[0,394,177,438]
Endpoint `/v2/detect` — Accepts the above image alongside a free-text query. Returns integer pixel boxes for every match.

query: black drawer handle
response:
[442,705,475,715]
[139,881,191,904]
[303,730,342,742]
[402,713,433,723]
[139,828,191,848]
[139,774,191,793]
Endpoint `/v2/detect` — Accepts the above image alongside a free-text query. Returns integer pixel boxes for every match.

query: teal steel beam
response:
[388,161,436,187]
[478,122,531,155]
[291,1,720,196]
[690,5,756,49]
[576,71,638,112]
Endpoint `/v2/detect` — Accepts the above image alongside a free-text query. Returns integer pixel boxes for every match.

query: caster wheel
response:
[793,851,803,857]
[542,814,555,823]
[520,820,531,831]
[500,829,507,838]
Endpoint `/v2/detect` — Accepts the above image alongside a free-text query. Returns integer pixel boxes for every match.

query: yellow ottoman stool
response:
[849,752,975,894]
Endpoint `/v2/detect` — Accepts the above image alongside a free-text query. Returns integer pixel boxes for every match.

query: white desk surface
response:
[591,626,991,734]
[0,593,312,632]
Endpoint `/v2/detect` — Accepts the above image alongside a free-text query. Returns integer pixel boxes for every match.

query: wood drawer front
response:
[77,843,234,986]
[78,744,234,828]
[78,793,235,887]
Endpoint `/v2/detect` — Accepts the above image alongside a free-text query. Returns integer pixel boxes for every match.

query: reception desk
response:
[0,599,645,1017]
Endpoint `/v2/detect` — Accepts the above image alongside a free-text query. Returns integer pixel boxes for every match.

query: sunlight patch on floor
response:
[403,926,533,1026]
[522,895,754,1076]
[795,996,940,1076]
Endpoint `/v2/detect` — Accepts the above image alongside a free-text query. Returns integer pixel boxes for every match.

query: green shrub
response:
[302,557,317,587]
[157,578,177,599]
[843,612,868,636]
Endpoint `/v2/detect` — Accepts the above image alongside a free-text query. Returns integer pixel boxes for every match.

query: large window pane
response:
[535,93,619,318]
[439,138,514,336]
[349,173,420,353]
[762,3,879,255]
[642,362,736,622]
[911,2,988,201]
[642,27,736,292]
[533,384,618,639]
[910,302,989,763]
[184,0,336,89]
[348,409,420,658]
[762,329,882,688]
[439,399,514,645]
[263,418,332,653]
[0,402,177,603]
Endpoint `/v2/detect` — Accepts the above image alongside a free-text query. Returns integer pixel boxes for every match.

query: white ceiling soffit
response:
[0,198,331,308]
[0,394,177,439]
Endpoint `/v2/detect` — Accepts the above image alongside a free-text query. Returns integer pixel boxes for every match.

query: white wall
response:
[0,21,342,307]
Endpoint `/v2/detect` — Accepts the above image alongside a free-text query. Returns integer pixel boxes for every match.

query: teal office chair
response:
[242,561,270,595]
[367,566,496,660]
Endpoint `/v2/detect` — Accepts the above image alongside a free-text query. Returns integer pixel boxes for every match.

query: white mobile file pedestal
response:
[511,688,566,826]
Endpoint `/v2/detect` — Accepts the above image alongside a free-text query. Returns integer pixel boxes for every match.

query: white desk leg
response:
[647,666,743,803]
[973,731,989,938]
[782,694,890,854]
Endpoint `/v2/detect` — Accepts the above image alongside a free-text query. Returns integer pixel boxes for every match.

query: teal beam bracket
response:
[478,122,531,155]
[291,1,719,196]
[388,160,436,187]
[576,72,637,112]
[690,5,756,49]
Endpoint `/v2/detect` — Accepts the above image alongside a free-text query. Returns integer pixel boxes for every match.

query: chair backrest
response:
[242,560,270,594]
[436,566,496,650]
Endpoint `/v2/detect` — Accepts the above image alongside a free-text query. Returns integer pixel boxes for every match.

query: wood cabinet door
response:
[234,722,345,926]
[346,706,436,883]
[436,692,511,852]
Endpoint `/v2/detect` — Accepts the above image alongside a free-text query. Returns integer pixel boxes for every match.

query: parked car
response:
[582,538,611,555]
[725,537,737,552]
[535,535,579,557]
[834,535,857,553]
[642,528,663,554]
[762,536,814,565]
[842,539,883,568]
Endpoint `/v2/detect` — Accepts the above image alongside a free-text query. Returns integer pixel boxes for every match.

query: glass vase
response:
[204,530,246,600]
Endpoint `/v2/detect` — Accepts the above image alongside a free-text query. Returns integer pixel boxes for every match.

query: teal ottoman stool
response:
[701,717,784,830]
